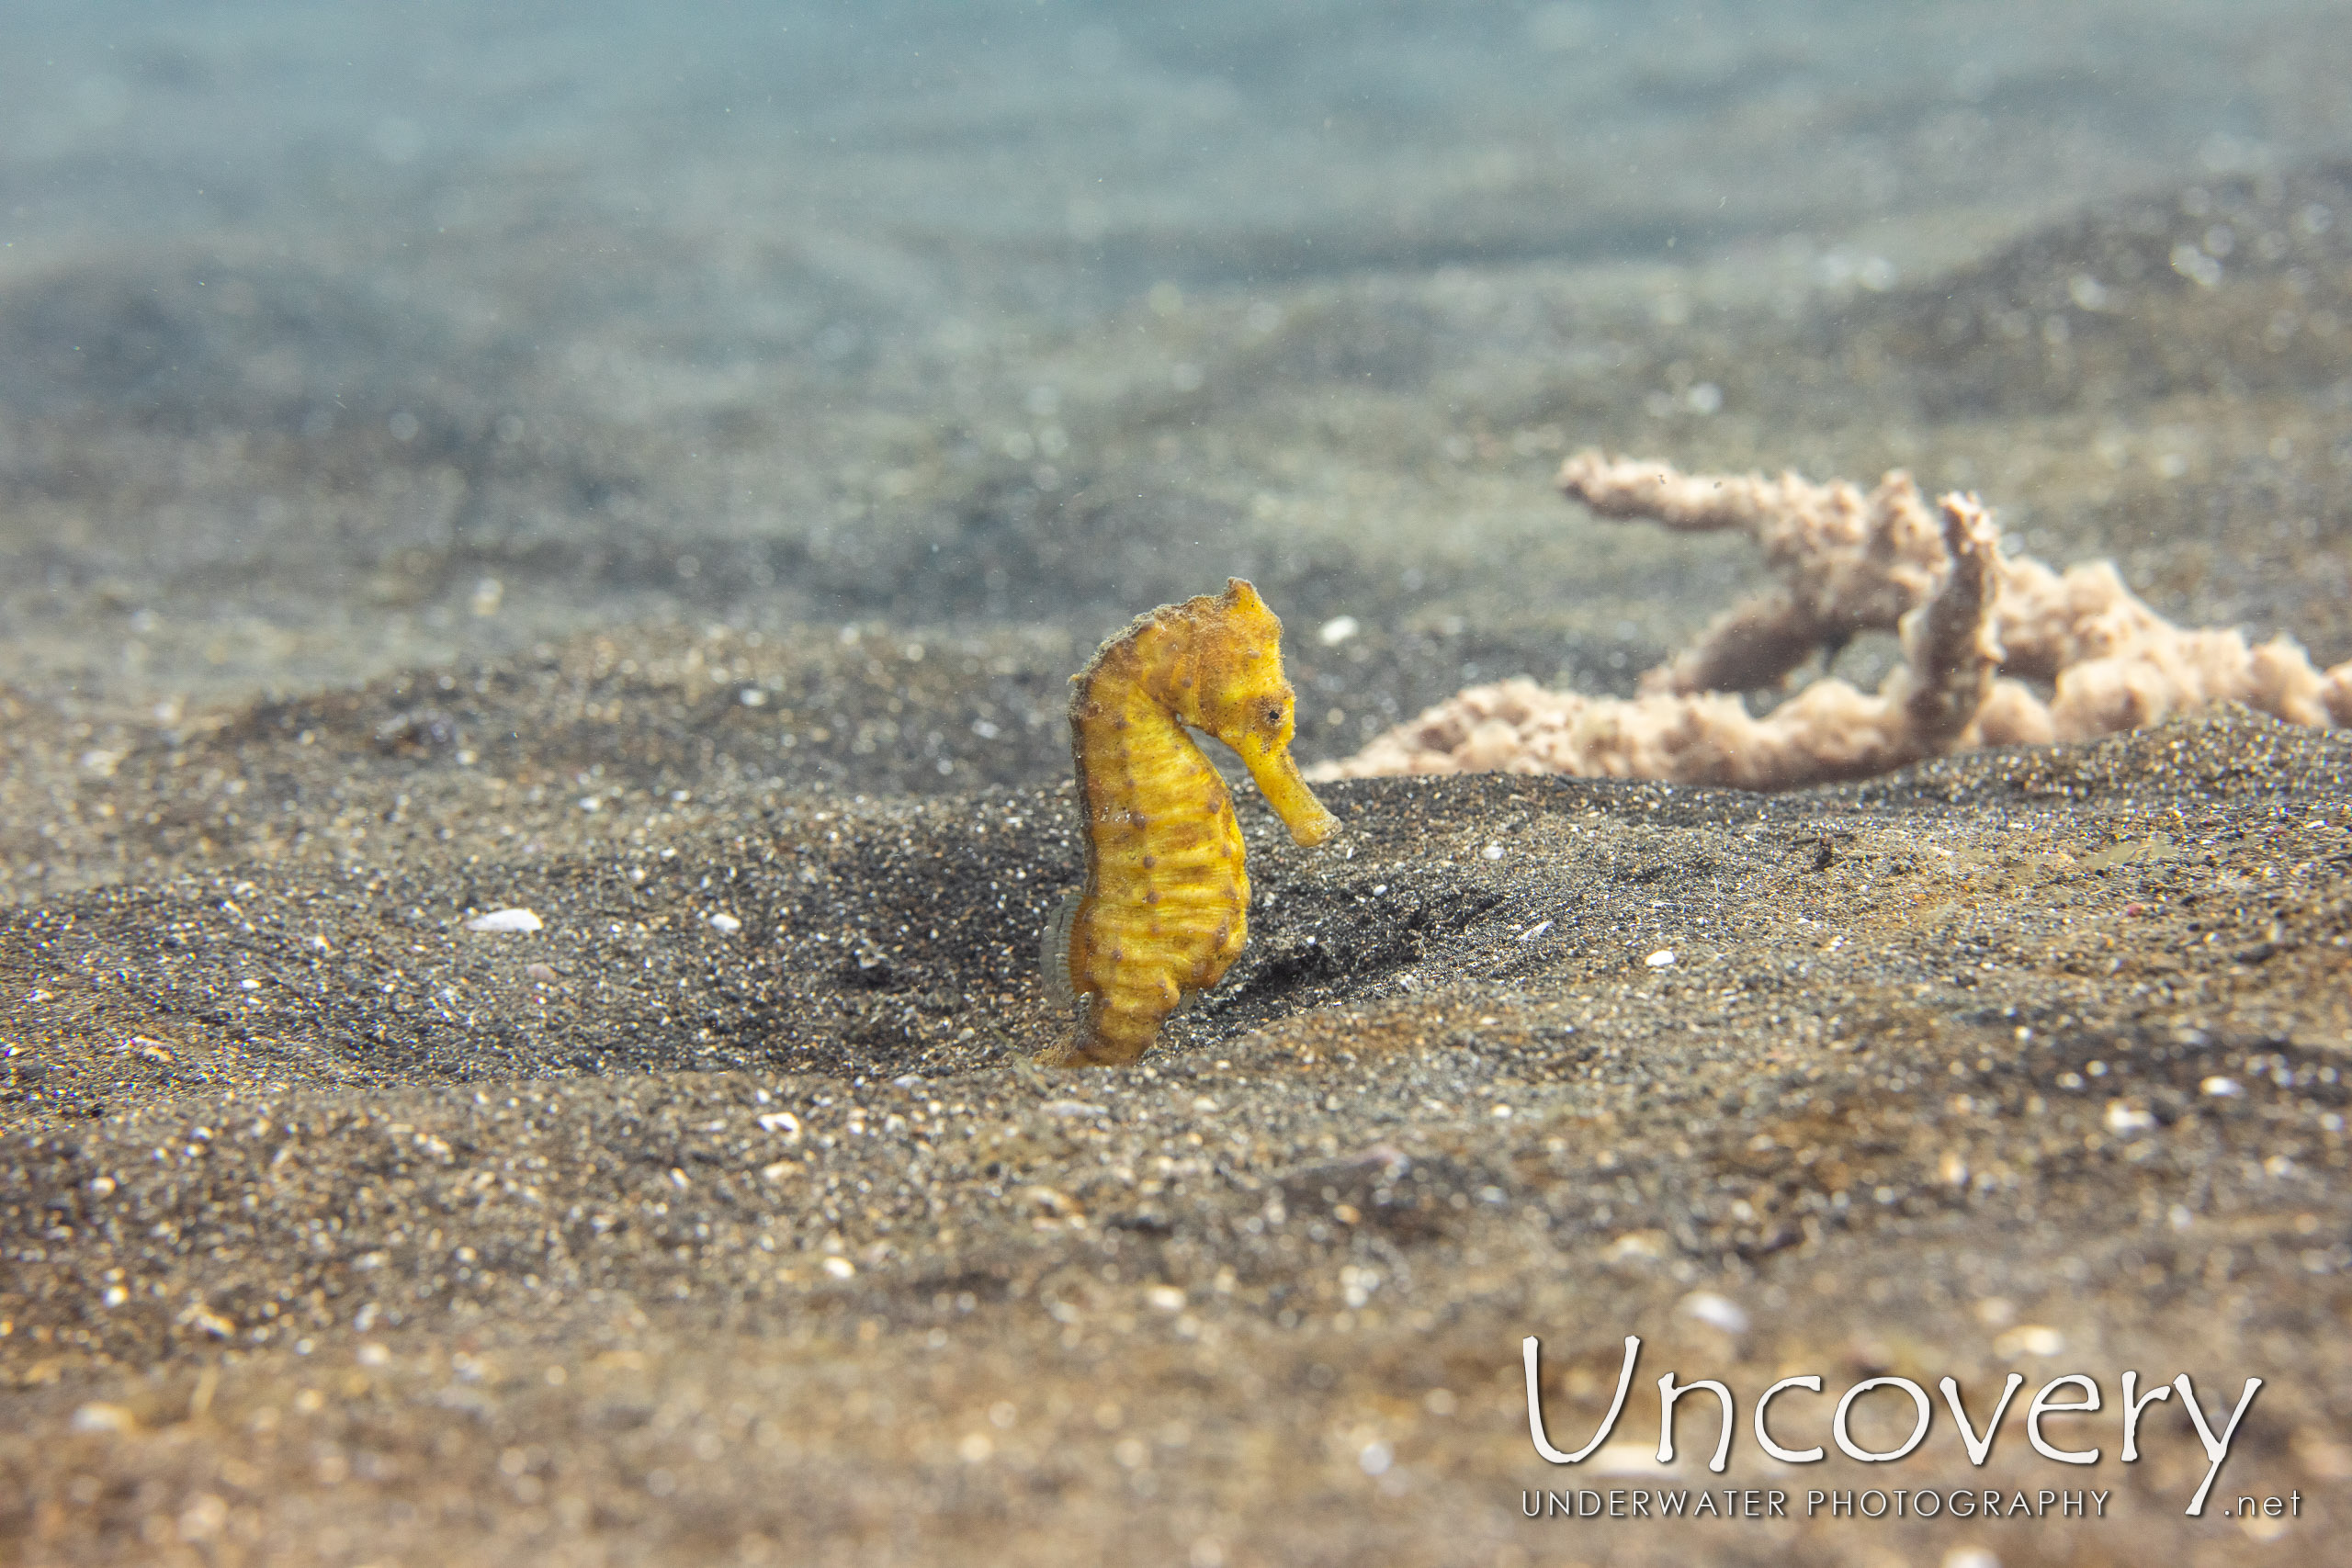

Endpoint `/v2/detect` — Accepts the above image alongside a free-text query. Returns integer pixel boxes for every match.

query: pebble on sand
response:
[465,908,544,933]
[1679,1290,1751,1335]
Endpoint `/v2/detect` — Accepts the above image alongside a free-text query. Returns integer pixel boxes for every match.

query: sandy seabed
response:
[6,5,2352,1562]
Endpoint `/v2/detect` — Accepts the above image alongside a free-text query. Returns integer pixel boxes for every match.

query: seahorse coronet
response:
[1043,578,1337,1067]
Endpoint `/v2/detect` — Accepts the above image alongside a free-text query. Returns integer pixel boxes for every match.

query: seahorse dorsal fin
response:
[1041,888,1082,1014]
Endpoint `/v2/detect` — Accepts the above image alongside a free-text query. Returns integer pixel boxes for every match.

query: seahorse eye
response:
[1264,704,1283,726]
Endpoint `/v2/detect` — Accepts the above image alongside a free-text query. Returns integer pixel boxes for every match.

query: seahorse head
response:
[1181,579,1338,847]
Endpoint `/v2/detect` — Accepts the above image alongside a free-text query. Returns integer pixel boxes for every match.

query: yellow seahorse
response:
[1044,579,1338,1066]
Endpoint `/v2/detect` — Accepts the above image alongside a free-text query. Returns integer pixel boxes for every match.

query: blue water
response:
[4,0,2349,698]
[10,2,2343,310]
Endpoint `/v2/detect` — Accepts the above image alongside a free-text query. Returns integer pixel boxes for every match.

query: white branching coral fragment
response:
[1558,452,1952,700]
[1320,451,2352,790]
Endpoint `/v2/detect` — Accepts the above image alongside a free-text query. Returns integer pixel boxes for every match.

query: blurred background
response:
[4,0,2350,745]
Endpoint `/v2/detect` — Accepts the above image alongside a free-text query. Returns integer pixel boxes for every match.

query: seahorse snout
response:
[1245,745,1338,847]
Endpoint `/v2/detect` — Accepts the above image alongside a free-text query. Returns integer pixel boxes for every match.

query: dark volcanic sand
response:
[6,25,2352,1562]
[5,705,2351,1567]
